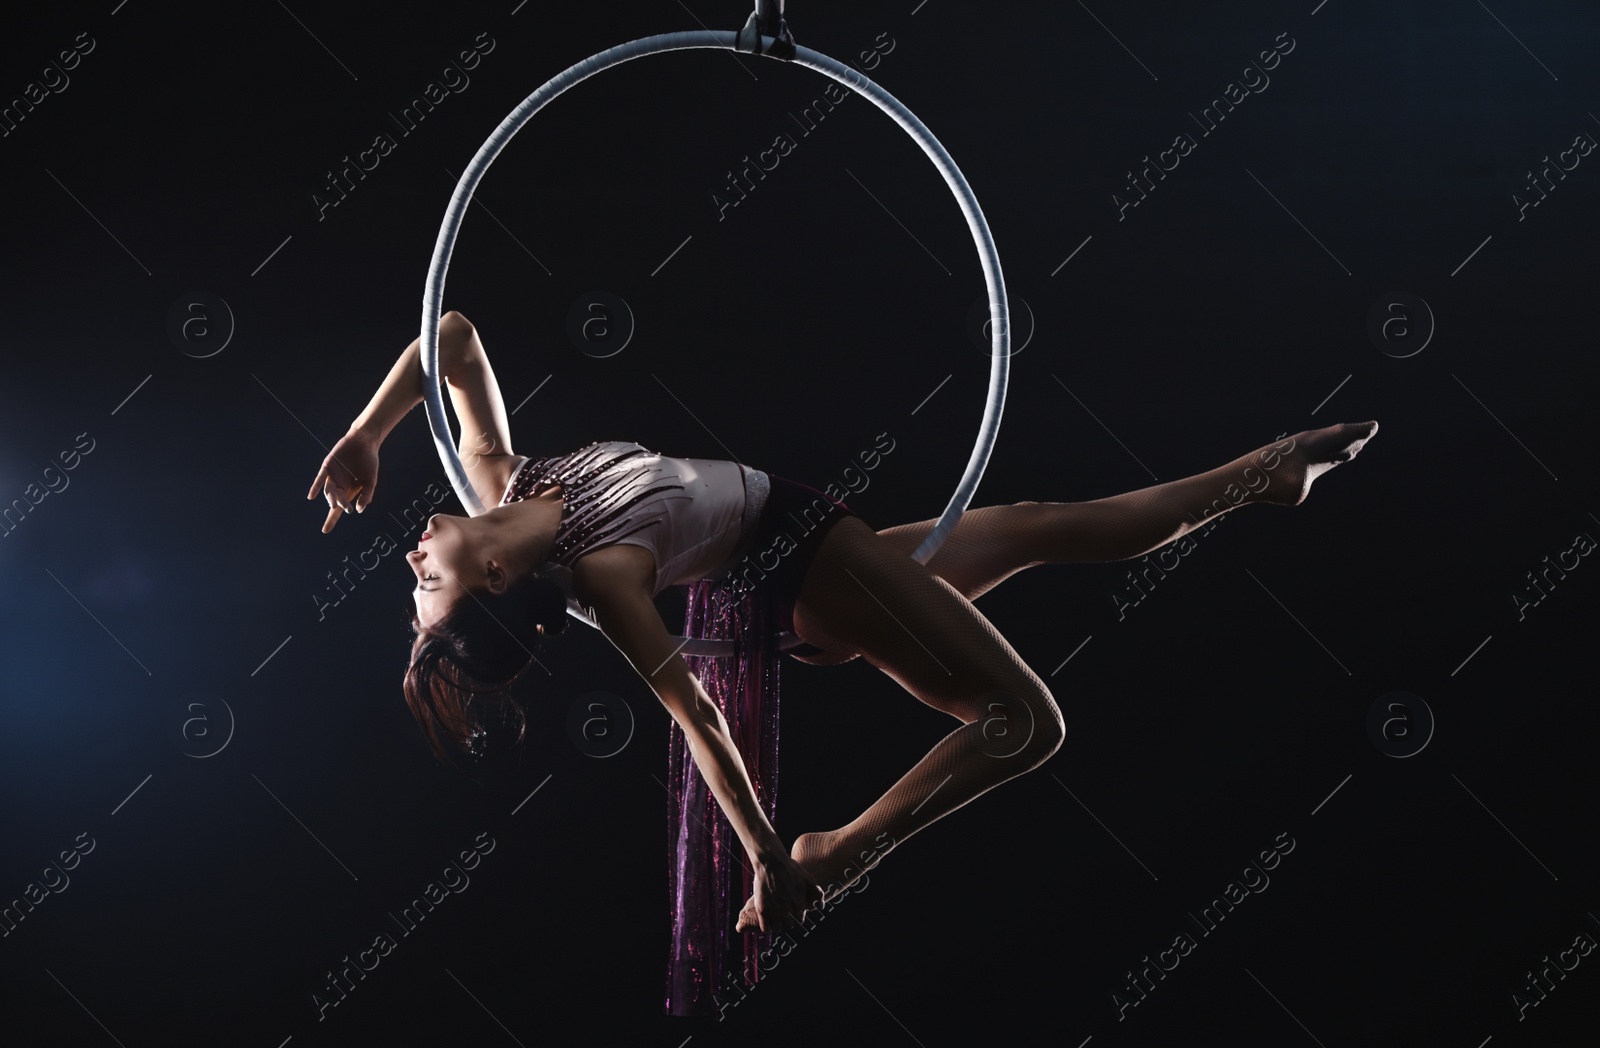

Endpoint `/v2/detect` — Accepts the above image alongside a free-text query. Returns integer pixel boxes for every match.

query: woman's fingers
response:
[312,472,368,529]
[309,435,377,524]
[320,480,355,532]
[306,464,330,500]
[735,862,827,934]
[310,472,347,511]
[735,899,769,934]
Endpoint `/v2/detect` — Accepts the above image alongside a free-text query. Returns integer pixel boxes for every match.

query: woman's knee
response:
[1034,688,1066,761]
[978,681,1064,767]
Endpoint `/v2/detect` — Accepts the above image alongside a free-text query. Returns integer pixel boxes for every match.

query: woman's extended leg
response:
[875,421,1378,602]
[738,516,1067,928]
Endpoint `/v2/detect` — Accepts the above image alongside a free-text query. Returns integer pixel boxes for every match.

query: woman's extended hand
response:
[307,426,380,533]
[736,851,824,934]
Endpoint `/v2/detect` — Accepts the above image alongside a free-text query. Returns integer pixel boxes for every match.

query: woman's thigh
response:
[790,516,1059,733]
[872,503,1047,603]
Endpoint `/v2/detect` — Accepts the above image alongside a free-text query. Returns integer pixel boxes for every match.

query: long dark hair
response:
[403,571,570,766]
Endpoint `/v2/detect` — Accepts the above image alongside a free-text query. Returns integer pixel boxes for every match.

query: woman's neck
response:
[484,488,563,571]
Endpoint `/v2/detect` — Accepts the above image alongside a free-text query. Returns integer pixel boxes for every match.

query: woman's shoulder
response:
[506,440,661,485]
[489,453,535,505]
[544,438,648,456]
[496,441,632,501]
[553,439,659,469]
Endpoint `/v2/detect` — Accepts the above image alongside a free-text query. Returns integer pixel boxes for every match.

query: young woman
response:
[307,310,1378,936]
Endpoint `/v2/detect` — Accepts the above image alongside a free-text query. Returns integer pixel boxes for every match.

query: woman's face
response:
[407,514,481,628]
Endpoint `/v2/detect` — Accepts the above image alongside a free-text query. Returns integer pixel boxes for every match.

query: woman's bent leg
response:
[750,517,1065,915]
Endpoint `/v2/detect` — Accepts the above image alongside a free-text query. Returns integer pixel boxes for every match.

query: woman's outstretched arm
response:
[307,311,519,531]
[574,545,824,932]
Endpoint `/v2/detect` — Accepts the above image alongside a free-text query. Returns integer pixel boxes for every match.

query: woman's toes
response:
[1308,420,1379,463]
[1276,420,1380,504]
[1340,420,1379,461]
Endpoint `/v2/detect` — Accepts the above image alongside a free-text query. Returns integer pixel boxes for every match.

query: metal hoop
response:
[421,30,1010,657]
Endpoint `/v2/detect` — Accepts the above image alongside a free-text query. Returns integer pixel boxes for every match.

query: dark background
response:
[1,0,1596,1044]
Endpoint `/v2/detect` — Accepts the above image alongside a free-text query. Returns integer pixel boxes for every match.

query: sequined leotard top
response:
[499,440,762,598]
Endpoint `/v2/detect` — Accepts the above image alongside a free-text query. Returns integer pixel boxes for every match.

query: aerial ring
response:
[420,31,1011,656]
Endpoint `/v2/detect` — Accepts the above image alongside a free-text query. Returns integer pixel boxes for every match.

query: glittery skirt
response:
[665,467,779,1016]
[662,469,857,1015]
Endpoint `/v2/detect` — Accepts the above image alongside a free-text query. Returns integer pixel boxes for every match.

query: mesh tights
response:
[736,423,1376,923]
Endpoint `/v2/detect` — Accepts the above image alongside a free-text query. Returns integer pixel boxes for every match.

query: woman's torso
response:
[499,440,752,597]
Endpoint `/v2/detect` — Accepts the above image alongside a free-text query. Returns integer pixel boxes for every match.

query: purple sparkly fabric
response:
[665,573,781,1016]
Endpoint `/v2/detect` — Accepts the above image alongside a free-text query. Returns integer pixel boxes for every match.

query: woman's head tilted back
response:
[402,511,568,766]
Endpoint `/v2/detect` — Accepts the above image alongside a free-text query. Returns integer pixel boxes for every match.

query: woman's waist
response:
[694,466,769,582]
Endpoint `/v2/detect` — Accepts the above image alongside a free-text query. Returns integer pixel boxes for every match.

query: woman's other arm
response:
[349,311,511,452]
[308,311,519,531]
[575,546,823,931]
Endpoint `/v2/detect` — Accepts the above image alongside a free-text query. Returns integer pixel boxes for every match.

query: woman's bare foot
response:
[1255,420,1379,507]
